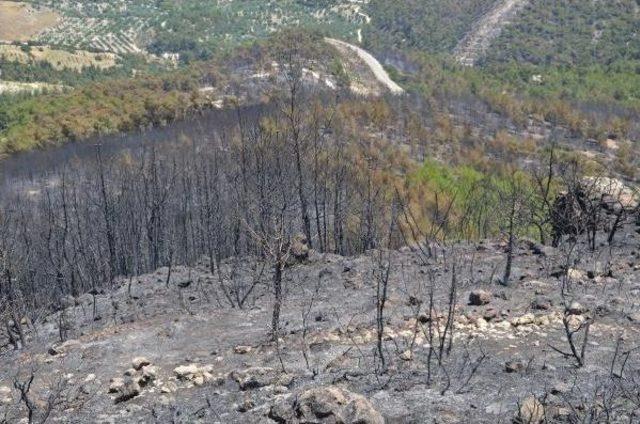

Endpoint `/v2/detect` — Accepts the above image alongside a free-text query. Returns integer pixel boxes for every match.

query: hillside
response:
[0,32,408,154]
[1,212,640,422]
[5,0,638,68]
[453,0,528,66]
[484,0,640,66]
[363,0,639,68]
[26,0,366,59]
[2,3,640,423]
[364,0,498,55]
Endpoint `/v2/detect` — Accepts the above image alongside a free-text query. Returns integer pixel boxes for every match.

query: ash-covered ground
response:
[1,223,640,423]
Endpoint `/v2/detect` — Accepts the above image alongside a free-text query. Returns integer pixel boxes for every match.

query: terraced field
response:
[27,0,369,57]
[0,45,118,71]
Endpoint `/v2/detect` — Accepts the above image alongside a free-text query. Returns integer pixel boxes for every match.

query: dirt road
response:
[454,0,528,66]
[325,38,404,95]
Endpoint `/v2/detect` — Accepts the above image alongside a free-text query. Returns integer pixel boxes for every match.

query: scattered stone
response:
[469,290,492,306]
[456,315,469,325]
[495,320,512,330]
[108,378,125,394]
[0,386,11,404]
[532,297,552,311]
[483,307,498,321]
[550,381,570,395]
[505,360,524,373]
[113,378,140,404]
[290,233,310,260]
[565,314,585,331]
[273,385,289,395]
[139,365,158,386]
[174,364,200,379]
[174,364,214,386]
[236,397,255,413]
[511,313,535,327]
[231,367,292,391]
[515,396,544,424]
[270,386,384,424]
[567,269,587,282]
[534,315,550,326]
[132,357,151,371]
[160,381,178,394]
[124,368,137,377]
[474,317,489,330]
[627,313,640,323]
[399,350,413,361]
[269,399,297,423]
[234,345,252,355]
[567,302,585,315]
[47,339,80,356]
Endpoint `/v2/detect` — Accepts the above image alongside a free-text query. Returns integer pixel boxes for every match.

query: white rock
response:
[534,315,550,326]
[132,357,152,371]
[567,268,587,282]
[494,321,512,331]
[399,350,413,361]
[233,345,252,354]
[475,317,489,330]
[174,364,199,379]
[517,396,544,423]
[108,378,125,393]
[568,302,585,315]
[0,386,11,404]
[512,313,535,326]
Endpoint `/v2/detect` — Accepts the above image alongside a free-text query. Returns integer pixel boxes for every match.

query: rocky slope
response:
[2,215,640,422]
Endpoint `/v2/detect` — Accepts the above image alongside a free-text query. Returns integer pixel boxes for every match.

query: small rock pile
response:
[269,386,384,424]
[173,363,218,387]
[108,357,157,403]
[516,396,545,424]
[230,367,292,391]
[0,386,11,405]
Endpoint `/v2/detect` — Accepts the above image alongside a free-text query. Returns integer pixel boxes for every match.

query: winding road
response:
[325,38,404,95]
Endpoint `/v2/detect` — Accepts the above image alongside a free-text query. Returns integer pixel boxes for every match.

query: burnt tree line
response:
[0,85,406,349]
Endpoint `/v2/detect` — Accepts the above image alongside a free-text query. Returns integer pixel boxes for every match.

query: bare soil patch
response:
[0,1,60,42]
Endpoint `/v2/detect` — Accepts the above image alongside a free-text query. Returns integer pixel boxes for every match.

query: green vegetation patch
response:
[364,0,498,54]
[484,0,640,67]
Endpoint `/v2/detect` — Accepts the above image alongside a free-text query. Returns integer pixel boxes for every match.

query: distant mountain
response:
[8,1,639,68]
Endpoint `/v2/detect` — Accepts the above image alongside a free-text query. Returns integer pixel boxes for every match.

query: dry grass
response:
[0,1,60,42]
[0,45,119,71]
